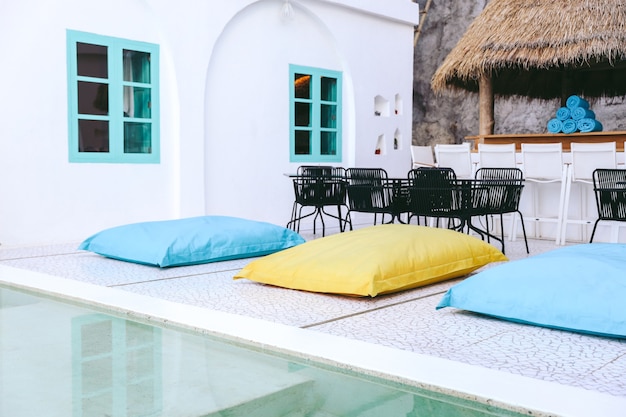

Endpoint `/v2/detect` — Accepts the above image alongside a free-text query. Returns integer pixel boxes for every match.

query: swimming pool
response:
[0,264,622,416]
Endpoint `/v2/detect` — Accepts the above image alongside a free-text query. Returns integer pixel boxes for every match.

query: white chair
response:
[561,142,617,244]
[434,143,474,179]
[477,143,517,169]
[520,143,568,244]
[410,145,435,169]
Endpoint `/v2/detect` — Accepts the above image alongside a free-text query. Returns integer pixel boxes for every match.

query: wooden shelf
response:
[466,131,626,151]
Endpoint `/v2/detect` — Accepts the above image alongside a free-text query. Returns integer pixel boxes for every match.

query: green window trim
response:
[289,65,342,163]
[67,30,160,163]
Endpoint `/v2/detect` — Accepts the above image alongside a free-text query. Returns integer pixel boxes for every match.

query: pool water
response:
[0,285,527,417]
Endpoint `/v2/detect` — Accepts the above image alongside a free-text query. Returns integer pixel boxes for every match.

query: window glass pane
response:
[320,131,337,155]
[77,43,108,78]
[320,104,336,128]
[320,77,336,102]
[123,50,151,83]
[294,102,311,127]
[78,82,108,115]
[78,120,109,152]
[294,130,311,155]
[123,86,151,118]
[294,73,310,99]
[124,122,152,154]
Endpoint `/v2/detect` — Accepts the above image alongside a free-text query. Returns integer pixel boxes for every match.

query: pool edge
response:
[0,264,623,417]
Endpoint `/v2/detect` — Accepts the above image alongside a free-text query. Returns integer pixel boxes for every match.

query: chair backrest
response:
[592,168,626,221]
[475,167,523,181]
[434,143,473,178]
[297,165,345,178]
[408,167,456,182]
[293,166,347,206]
[520,143,564,180]
[570,142,617,182]
[474,167,525,214]
[477,143,517,169]
[410,145,435,168]
[345,168,388,185]
[344,168,391,213]
[408,167,460,216]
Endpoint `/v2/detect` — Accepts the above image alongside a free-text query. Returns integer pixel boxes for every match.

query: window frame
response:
[289,64,342,163]
[66,30,160,163]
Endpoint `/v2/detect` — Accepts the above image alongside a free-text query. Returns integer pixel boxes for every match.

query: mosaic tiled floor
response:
[1,225,625,399]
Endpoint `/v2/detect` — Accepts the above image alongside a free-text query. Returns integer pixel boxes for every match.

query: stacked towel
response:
[571,107,595,121]
[555,107,571,121]
[566,95,590,110]
[547,118,563,133]
[562,119,578,134]
[577,118,603,133]
[545,95,602,134]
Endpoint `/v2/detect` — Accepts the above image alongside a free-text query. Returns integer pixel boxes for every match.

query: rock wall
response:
[412,0,626,146]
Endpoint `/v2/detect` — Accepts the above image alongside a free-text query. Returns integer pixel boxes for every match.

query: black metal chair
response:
[473,167,529,254]
[590,169,626,242]
[287,166,350,236]
[345,168,395,227]
[407,167,463,228]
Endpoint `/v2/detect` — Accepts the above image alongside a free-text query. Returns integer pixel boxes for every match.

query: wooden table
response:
[466,131,626,151]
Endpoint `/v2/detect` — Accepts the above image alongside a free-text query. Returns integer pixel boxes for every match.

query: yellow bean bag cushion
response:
[234,224,507,297]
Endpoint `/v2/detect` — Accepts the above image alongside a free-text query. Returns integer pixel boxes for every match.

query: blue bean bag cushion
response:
[437,243,626,338]
[79,216,305,267]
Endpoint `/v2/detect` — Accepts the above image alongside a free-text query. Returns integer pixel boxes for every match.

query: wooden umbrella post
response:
[478,74,494,136]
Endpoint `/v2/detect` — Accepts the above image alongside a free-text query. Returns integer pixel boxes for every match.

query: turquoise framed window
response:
[290,65,342,163]
[67,30,160,163]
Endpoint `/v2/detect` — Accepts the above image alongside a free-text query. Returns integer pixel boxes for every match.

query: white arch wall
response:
[204,0,417,227]
[204,1,347,224]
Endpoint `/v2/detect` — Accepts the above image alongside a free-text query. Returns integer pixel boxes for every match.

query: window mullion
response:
[108,42,124,157]
[311,75,320,157]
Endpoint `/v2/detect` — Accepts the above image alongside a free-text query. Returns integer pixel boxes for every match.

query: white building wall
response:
[205,0,418,225]
[0,0,418,246]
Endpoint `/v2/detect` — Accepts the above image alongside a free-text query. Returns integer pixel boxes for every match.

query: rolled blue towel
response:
[562,119,578,134]
[577,118,603,133]
[571,107,595,121]
[556,107,571,121]
[566,95,589,109]
[547,118,563,133]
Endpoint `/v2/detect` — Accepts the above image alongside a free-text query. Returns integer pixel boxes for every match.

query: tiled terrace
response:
[0,221,625,415]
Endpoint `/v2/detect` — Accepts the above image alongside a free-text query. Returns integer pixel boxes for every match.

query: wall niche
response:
[374,95,390,117]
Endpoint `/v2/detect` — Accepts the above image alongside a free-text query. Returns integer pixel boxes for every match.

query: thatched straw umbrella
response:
[431,0,626,135]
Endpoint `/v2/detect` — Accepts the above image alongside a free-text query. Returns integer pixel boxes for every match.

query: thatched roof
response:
[431,0,626,100]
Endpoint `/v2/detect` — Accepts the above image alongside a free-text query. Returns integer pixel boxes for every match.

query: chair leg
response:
[516,210,529,254]
[291,207,317,234]
[287,202,299,231]
[296,206,305,232]
[508,213,517,242]
[321,205,351,233]
[498,214,505,254]
[555,168,569,245]
[336,206,345,232]
[589,219,601,243]
[343,210,353,232]
[312,207,325,236]
[560,168,573,245]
